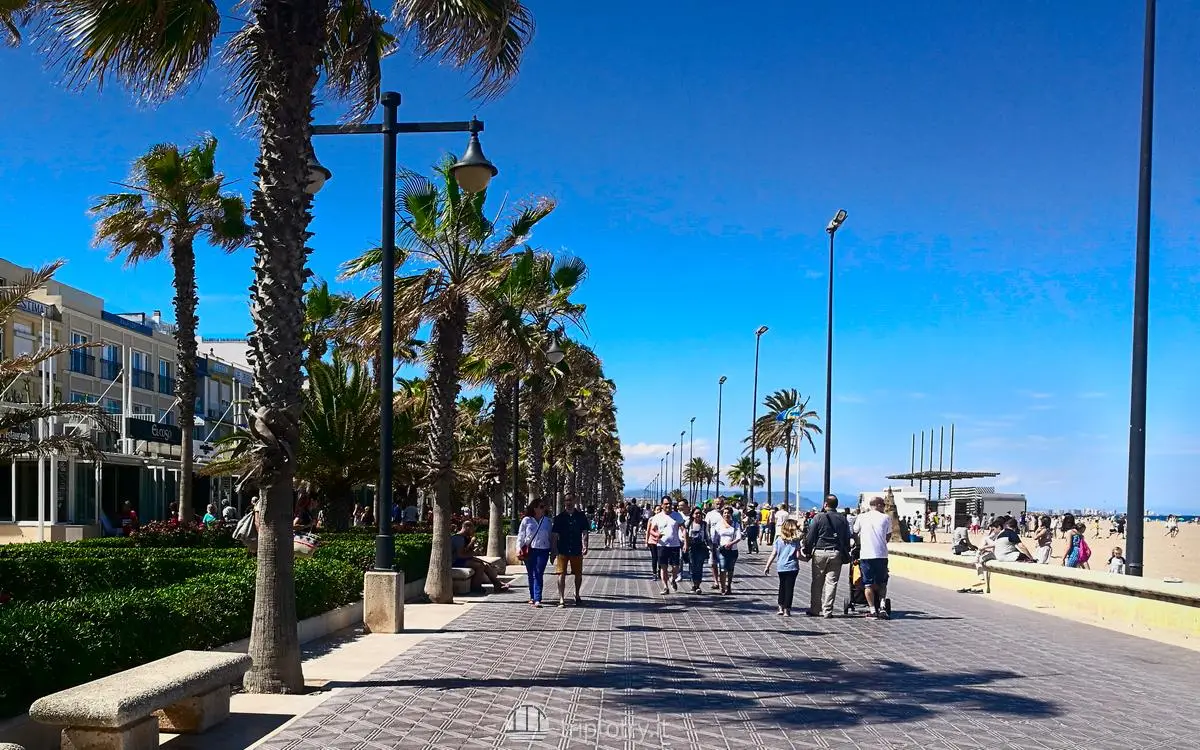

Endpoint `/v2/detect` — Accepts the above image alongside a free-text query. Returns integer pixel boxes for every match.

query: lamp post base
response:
[363,570,405,633]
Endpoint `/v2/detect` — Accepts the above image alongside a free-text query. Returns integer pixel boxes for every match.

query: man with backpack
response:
[803,494,852,618]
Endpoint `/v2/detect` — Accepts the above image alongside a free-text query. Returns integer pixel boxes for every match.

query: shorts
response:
[658,546,681,567]
[555,555,584,575]
[859,558,889,587]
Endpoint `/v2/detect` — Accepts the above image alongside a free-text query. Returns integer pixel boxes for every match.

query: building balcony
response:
[131,369,155,390]
[69,352,95,377]
[158,377,175,396]
[100,359,121,381]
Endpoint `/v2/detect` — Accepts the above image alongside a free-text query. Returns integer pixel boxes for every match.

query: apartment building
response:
[0,258,253,543]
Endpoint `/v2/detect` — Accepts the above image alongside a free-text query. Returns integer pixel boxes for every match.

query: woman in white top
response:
[709,507,744,595]
[516,501,552,608]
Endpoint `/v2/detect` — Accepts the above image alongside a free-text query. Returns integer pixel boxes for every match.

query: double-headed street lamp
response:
[716,375,727,501]
[679,430,686,493]
[822,209,848,507]
[688,416,695,500]
[310,91,497,572]
[749,326,768,504]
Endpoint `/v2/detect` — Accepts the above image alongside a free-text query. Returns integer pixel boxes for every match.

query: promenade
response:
[259,547,1200,750]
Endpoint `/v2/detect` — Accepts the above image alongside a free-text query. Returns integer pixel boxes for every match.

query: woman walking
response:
[684,507,709,593]
[763,519,803,616]
[710,506,744,595]
[517,501,553,607]
[1060,513,1082,568]
[645,496,667,579]
[1034,515,1054,564]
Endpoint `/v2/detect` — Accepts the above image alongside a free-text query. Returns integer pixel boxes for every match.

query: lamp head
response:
[690,416,696,424]
[719,375,727,385]
[305,156,331,196]
[544,336,565,365]
[826,209,848,234]
[756,325,769,336]
[450,119,497,194]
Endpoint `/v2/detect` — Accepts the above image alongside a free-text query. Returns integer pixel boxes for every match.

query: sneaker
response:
[822,612,834,619]
[671,578,678,591]
[775,610,784,616]
[710,583,721,590]
[557,600,566,608]
[534,602,543,608]
[783,610,792,618]
[877,610,890,620]
[864,612,877,620]
[660,588,670,595]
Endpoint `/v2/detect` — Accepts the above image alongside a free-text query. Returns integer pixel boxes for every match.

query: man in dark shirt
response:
[551,494,590,607]
[803,494,852,618]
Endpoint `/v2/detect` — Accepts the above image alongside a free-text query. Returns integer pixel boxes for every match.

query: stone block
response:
[154,685,229,733]
[363,570,404,633]
[505,535,520,565]
[61,716,157,750]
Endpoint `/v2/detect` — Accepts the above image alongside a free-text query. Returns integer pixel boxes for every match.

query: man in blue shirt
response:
[551,494,590,607]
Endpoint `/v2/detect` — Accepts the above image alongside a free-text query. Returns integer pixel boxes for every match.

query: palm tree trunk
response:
[425,296,468,603]
[170,237,199,523]
[765,449,773,507]
[526,379,545,504]
[486,376,512,558]
[783,437,792,510]
[242,0,326,695]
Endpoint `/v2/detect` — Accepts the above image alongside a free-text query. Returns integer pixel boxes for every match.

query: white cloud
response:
[621,442,674,458]
[1019,390,1054,400]
[995,475,1021,488]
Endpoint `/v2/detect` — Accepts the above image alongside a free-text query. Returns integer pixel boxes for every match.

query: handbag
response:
[518,518,544,561]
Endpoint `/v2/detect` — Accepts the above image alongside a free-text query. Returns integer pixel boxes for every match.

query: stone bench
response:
[479,555,505,577]
[29,650,251,750]
[451,567,475,595]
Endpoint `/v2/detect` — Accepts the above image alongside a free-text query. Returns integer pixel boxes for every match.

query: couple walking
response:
[763,495,891,619]
[515,495,590,608]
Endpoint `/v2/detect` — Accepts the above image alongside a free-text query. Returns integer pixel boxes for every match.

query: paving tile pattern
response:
[260,546,1200,749]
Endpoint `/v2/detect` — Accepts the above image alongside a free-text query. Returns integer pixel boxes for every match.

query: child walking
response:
[763,519,804,616]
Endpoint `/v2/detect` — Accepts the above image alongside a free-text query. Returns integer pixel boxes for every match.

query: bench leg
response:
[62,716,157,750]
[154,685,231,734]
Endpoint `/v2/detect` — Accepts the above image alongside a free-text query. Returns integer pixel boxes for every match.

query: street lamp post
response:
[716,375,727,501]
[1126,0,1156,578]
[679,430,686,494]
[822,209,848,507]
[668,446,674,497]
[750,326,768,504]
[311,91,497,573]
[689,417,695,500]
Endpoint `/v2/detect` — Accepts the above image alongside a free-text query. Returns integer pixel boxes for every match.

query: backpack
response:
[1077,536,1092,565]
[232,511,257,544]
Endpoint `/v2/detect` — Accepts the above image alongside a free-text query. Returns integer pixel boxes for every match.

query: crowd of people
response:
[512,493,895,620]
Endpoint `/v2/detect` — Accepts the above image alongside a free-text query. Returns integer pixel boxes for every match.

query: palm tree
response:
[682,457,714,503]
[302,278,353,373]
[342,162,554,603]
[0,262,112,458]
[91,136,249,524]
[727,456,763,501]
[14,0,534,696]
[756,389,821,507]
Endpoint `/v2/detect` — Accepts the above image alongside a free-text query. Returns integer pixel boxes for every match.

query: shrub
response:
[0,557,359,718]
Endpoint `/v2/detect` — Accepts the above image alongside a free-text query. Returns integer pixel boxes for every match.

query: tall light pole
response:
[749,326,768,504]
[668,446,675,496]
[716,376,727,501]
[311,91,497,572]
[689,417,696,500]
[660,456,666,498]
[679,430,686,493]
[1126,0,1156,578]
[822,209,848,507]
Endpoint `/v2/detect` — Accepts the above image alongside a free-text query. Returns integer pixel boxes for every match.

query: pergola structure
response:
[886,470,999,482]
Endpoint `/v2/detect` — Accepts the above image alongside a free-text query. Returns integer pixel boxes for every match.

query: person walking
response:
[551,494,590,608]
[645,496,668,579]
[704,497,728,590]
[804,494,852,618]
[684,507,709,593]
[1034,515,1054,564]
[675,499,691,580]
[710,506,744,595]
[761,503,775,545]
[853,495,893,620]
[649,497,685,594]
[517,501,552,608]
[744,510,761,554]
[764,518,804,616]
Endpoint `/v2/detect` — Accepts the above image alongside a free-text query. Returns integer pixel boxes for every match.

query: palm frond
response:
[221,22,265,122]
[40,0,220,103]
[392,0,534,101]
[324,0,396,123]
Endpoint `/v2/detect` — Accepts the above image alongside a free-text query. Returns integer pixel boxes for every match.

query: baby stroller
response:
[843,554,891,617]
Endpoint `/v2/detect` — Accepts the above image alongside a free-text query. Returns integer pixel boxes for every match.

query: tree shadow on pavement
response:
[322,653,1057,731]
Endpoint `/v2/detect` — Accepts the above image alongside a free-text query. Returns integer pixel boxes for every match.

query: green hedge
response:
[0,556,361,718]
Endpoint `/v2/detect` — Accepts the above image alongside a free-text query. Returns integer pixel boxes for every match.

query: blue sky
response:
[1,2,1198,512]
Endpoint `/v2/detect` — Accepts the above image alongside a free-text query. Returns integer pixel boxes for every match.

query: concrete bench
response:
[451,567,474,595]
[29,650,251,749]
[479,555,505,577]
[0,743,26,750]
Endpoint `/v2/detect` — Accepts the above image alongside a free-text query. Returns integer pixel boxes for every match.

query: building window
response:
[69,332,96,376]
[14,322,33,357]
[158,360,174,395]
[100,343,121,380]
[132,403,153,416]
[71,331,89,346]
[104,398,121,415]
[70,392,98,404]
[131,350,154,390]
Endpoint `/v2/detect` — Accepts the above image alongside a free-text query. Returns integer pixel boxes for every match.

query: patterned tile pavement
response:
[260,546,1200,749]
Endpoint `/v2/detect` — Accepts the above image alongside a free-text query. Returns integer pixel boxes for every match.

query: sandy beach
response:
[909,519,1200,583]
